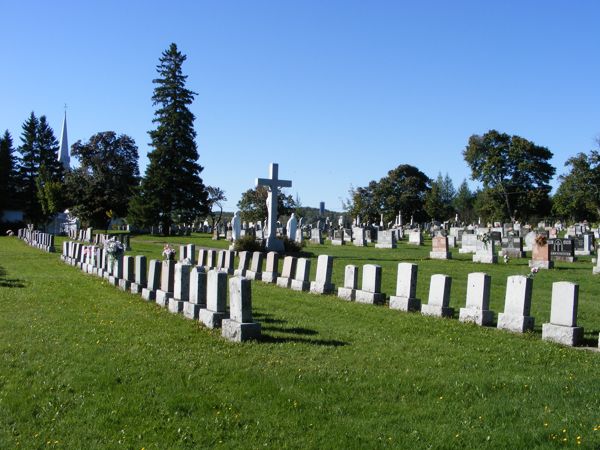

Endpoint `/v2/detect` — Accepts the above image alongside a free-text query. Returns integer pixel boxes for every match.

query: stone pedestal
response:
[222,321,262,342]
[337,287,356,301]
[459,308,494,326]
[421,304,454,318]
[276,276,293,288]
[528,260,553,269]
[141,287,156,301]
[310,281,334,294]
[199,309,227,328]
[430,251,451,260]
[541,323,583,346]
[155,290,173,307]
[183,303,202,320]
[497,314,534,333]
[290,279,310,291]
[168,299,184,314]
[118,279,131,291]
[355,291,385,305]
[261,272,277,283]
[389,296,421,312]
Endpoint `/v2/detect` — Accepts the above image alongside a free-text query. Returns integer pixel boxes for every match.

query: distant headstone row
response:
[66,227,131,250]
[335,261,586,347]
[17,228,55,252]
[59,241,260,342]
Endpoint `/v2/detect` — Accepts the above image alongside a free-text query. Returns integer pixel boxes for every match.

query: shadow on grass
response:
[254,311,348,346]
[258,334,348,347]
[0,266,26,288]
[253,312,288,325]
[262,326,318,336]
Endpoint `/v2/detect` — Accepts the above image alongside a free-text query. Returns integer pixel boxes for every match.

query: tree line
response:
[1,45,599,232]
[0,43,218,235]
[346,130,600,225]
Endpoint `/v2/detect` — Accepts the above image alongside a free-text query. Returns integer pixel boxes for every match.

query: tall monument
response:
[58,110,70,170]
[256,163,292,252]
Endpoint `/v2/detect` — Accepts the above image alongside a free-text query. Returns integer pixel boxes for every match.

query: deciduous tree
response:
[66,132,139,228]
[552,148,600,221]
[463,130,554,221]
[237,186,295,223]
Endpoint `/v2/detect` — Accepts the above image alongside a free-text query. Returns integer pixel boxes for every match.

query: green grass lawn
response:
[1,235,599,449]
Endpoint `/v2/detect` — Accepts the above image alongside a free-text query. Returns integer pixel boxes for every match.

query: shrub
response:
[233,235,263,252]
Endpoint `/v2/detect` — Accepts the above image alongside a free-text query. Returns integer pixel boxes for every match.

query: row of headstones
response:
[93,233,131,250]
[17,228,55,252]
[58,240,597,347]
[336,262,594,347]
[181,245,334,293]
[324,228,425,248]
[66,227,132,250]
[59,241,260,342]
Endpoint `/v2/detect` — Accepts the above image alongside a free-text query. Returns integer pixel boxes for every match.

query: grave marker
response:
[222,277,261,342]
[337,265,358,301]
[355,264,385,305]
[459,272,494,326]
[421,274,453,318]
[497,275,534,333]
[389,263,420,311]
[309,255,335,294]
[541,282,583,346]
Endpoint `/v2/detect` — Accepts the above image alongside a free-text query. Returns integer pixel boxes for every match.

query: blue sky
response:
[2,1,599,212]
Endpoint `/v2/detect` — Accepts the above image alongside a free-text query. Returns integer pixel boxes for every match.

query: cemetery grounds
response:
[0,233,599,448]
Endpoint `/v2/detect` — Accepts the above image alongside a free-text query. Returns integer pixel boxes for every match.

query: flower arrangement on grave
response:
[162,244,176,261]
[535,234,547,246]
[527,266,539,279]
[478,231,491,248]
[105,238,124,259]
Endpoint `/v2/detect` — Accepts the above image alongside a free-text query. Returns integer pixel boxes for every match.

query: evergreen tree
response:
[453,179,475,223]
[0,130,18,214]
[129,43,208,234]
[424,173,456,221]
[37,115,64,182]
[17,112,42,224]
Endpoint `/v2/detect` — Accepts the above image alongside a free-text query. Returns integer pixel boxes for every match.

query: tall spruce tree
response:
[37,115,64,182]
[18,112,42,224]
[0,130,18,214]
[129,43,208,234]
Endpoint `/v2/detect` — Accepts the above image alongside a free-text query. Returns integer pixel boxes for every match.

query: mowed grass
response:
[1,235,599,449]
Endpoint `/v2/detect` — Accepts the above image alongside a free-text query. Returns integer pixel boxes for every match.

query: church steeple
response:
[58,108,70,170]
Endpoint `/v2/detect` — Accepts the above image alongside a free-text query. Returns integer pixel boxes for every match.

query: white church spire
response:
[58,108,70,170]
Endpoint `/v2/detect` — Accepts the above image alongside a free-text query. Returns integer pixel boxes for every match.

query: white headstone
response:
[389,263,420,311]
[497,275,534,333]
[421,274,453,318]
[459,272,493,326]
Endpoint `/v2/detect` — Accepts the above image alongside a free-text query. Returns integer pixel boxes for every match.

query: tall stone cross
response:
[256,163,292,252]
